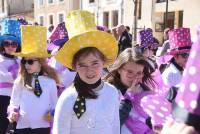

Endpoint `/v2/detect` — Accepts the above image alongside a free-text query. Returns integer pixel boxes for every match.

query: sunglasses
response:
[3,41,18,48]
[21,59,38,65]
[179,53,189,59]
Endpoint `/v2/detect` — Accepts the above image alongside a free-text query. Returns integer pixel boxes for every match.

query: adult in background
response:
[117,25,132,53]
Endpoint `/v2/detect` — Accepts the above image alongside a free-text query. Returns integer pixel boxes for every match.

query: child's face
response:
[22,58,41,74]
[143,48,150,58]
[75,53,104,84]
[3,40,18,55]
[118,62,144,87]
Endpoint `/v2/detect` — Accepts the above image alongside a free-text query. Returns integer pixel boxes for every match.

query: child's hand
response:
[127,78,141,93]
[161,120,198,134]
[43,111,53,122]
[8,111,19,123]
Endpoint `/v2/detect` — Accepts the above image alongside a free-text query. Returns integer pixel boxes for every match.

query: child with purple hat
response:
[137,28,159,73]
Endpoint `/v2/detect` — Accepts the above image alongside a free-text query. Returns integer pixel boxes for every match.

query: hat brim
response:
[13,52,51,58]
[167,49,190,55]
[0,35,21,45]
[55,30,118,69]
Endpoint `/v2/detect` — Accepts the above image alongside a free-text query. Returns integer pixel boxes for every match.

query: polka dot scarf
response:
[32,72,43,97]
[73,74,101,119]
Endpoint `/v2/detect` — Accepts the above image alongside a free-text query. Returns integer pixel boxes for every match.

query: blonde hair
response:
[105,48,156,88]
[18,58,60,88]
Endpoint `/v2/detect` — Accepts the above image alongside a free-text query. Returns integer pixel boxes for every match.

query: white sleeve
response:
[9,79,23,109]
[0,65,14,82]
[112,92,120,134]
[49,80,58,110]
[53,91,73,134]
[162,72,182,87]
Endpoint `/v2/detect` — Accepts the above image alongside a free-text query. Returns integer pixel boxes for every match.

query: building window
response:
[112,10,118,27]
[39,16,44,26]
[48,0,53,4]
[103,12,109,28]
[178,11,183,27]
[58,13,64,23]
[49,15,54,25]
[89,0,95,3]
[39,0,44,5]
[164,12,175,29]
[156,0,166,3]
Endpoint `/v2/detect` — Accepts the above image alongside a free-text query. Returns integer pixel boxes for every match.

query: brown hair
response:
[105,48,156,89]
[0,41,21,54]
[72,47,107,98]
[72,47,108,70]
[18,58,60,88]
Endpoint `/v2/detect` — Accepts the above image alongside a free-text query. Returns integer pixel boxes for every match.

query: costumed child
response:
[8,25,59,134]
[105,48,155,134]
[0,19,21,134]
[53,10,120,134]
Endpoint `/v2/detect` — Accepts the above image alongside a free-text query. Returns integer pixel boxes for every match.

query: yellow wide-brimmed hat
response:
[55,10,118,69]
[14,25,50,58]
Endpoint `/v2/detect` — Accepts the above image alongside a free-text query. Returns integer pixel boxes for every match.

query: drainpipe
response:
[164,0,169,29]
[96,0,99,25]
[121,0,124,24]
[132,0,138,44]
[80,0,82,9]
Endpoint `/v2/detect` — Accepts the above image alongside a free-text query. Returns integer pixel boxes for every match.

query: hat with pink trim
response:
[172,26,200,132]
[168,28,192,55]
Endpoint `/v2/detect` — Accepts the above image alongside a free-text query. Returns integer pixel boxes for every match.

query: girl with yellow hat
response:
[53,10,120,134]
[8,25,60,134]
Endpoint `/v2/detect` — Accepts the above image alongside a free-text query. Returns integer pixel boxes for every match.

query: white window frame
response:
[57,11,65,24]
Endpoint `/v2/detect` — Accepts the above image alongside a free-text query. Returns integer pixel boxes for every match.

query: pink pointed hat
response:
[168,28,192,55]
[172,26,200,132]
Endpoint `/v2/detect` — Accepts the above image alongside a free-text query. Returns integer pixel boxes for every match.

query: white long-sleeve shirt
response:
[48,57,76,88]
[53,82,120,134]
[161,63,182,87]
[9,76,58,129]
[0,55,19,97]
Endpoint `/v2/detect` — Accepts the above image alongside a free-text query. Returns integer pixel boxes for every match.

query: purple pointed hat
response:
[48,22,68,51]
[168,28,192,55]
[138,28,159,49]
[172,26,200,132]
